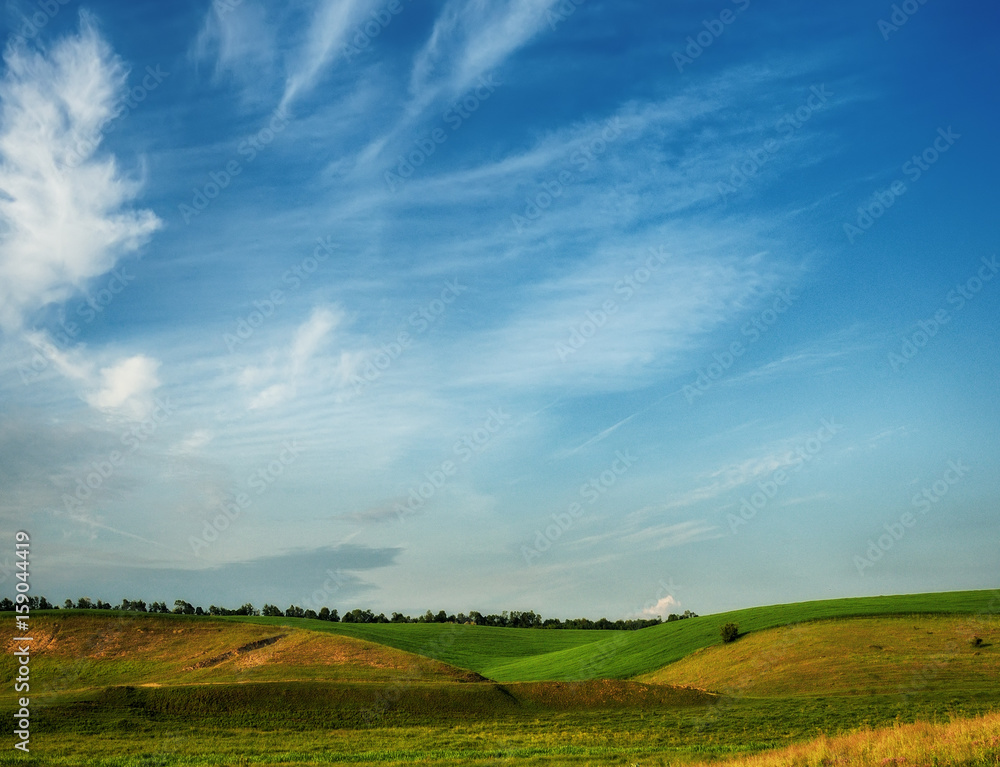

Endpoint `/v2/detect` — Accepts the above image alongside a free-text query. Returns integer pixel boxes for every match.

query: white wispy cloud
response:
[349,0,560,168]
[451,245,777,393]
[567,515,722,556]
[85,354,161,420]
[640,594,679,618]
[280,0,383,110]
[193,0,277,90]
[621,519,723,551]
[192,0,383,110]
[562,411,644,456]
[16,331,162,419]
[0,16,163,420]
[723,349,853,386]
[21,330,92,383]
[0,12,161,332]
[169,429,214,456]
[409,0,559,108]
[778,492,831,508]
[291,305,342,372]
[241,305,346,410]
[647,437,824,514]
[716,326,876,389]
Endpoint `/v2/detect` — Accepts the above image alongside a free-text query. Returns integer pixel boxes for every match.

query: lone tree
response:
[720,622,739,643]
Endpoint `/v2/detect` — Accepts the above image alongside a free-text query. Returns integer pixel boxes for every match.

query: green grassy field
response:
[227,588,1000,681]
[2,588,998,765]
[221,615,610,678]
[4,684,999,766]
[641,614,1000,696]
[0,611,482,690]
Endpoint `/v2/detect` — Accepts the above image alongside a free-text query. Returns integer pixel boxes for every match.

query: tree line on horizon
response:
[1,595,699,630]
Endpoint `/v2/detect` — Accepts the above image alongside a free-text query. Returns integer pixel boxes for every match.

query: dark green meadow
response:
[5,681,1000,766]
[2,589,999,765]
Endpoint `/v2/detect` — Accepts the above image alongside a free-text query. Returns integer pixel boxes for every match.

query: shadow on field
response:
[29,678,721,733]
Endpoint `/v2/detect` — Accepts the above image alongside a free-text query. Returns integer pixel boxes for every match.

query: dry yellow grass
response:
[640,615,1000,696]
[685,712,1000,766]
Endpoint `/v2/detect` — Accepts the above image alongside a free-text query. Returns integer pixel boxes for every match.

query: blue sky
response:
[0,0,997,619]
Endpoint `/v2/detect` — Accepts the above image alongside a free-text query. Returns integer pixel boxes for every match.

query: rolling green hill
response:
[640,614,1000,695]
[221,615,609,674]
[2,589,998,766]
[225,589,999,681]
[4,589,997,690]
[0,612,483,691]
[486,589,1000,681]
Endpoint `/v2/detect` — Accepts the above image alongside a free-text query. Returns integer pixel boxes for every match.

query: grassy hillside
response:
[2,589,998,766]
[6,589,996,689]
[228,589,998,682]
[221,614,609,673]
[640,614,1000,695]
[238,591,1000,682]
[476,589,1000,681]
[0,612,481,691]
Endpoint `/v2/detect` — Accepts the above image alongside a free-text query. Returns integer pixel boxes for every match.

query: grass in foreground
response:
[688,710,1000,767]
[4,680,1000,765]
[3,589,998,765]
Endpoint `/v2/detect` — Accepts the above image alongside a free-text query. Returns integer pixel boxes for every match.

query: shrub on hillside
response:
[720,622,739,643]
